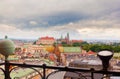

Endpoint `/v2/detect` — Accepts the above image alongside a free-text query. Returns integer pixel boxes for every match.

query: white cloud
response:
[0,24,17,32]
[49,13,120,40]
[0,23,61,39]
[29,21,37,25]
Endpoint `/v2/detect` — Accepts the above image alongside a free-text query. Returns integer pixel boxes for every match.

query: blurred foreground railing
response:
[0,62,120,79]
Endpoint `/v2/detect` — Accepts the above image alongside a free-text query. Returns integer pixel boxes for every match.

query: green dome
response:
[0,39,15,57]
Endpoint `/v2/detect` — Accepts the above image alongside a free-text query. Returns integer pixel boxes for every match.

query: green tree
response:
[61,42,68,47]
[113,46,120,52]
[72,42,81,46]
[100,44,113,52]
[90,44,101,52]
[82,44,91,52]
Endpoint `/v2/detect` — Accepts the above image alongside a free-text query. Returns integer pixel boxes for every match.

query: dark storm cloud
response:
[0,0,120,39]
[0,0,120,30]
[0,12,89,30]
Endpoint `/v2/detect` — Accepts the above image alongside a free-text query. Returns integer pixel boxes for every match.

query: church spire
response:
[61,35,63,39]
[67,32,69,40]
[66,33,70,44]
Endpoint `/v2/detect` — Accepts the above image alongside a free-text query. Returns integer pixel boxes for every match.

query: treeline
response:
[61,42,120,53]
[82,44,120,52]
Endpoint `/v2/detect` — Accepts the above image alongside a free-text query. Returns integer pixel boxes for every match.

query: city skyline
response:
[0,0,120,40]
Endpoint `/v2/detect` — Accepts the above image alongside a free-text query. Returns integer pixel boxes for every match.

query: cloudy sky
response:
[0,0,120,40]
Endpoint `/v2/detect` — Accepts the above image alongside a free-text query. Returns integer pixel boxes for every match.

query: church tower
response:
[66,33,70,44]
[61,35,63,40]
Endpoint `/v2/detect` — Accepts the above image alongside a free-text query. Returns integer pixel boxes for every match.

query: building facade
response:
[36,36,55,45]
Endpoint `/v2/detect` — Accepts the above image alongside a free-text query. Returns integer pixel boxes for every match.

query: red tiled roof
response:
[40,36,55,40]
[71,40,83,42]
[87,51,96,55]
